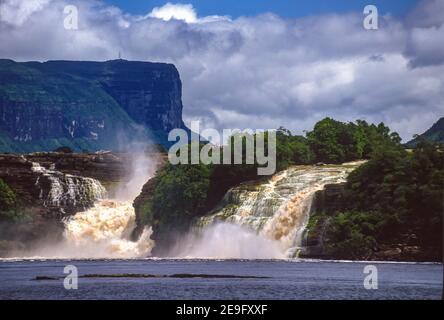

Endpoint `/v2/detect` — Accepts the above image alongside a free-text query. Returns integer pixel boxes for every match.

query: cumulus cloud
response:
[147,2,229,24]
[0,0,52,26]
[404,0,444,67]
[0,0,443,142]
[148,2,197,23]
[405,0,444,28]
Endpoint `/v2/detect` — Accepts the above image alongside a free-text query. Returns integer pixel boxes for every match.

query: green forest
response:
[309,138,443,260]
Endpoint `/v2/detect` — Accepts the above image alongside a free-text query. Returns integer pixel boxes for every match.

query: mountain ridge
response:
[0,59,190,153]
[405,117,444,147]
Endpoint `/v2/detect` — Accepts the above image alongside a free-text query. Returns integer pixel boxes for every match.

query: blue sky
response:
[105,0,420,18]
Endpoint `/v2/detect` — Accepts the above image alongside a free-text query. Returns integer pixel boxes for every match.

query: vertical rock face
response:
[100,60,186,133]
[0,153,128,218]
[0,59,189,153]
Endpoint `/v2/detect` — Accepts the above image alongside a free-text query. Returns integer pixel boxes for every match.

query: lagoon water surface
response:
[0,259,442,300]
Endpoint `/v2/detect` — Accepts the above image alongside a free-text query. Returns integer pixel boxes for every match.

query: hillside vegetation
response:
[311,138,443,260]
[134,118,420,250]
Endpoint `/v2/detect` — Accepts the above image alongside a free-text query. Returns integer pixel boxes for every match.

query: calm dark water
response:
[0,259,442,300]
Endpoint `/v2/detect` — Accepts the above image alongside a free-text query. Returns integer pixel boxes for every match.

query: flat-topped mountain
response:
[0,59,189,153]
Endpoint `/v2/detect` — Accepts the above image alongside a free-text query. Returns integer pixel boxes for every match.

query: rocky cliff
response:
[301,184,440,262]
[0,59,189,153]
[0,152,129,218]
[299,183,346,258]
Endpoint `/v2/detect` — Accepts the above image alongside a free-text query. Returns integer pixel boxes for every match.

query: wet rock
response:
[374,247,403,259]
[0,152,128,218]
[311,183,346,215]
[402,246,421,256]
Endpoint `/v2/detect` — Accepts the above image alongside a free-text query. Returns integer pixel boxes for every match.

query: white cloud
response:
[0,0,443,142]
[146,2,229,24]
[148,2,197,23]
[0,0,51,26]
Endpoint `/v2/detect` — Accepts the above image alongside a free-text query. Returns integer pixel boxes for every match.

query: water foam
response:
[170,222,285,259]
[62,200,154,258]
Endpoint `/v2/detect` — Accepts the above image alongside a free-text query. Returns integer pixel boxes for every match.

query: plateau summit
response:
[0,59,189,152]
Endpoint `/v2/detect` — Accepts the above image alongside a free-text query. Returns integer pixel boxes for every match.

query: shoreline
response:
[0,257,441,265]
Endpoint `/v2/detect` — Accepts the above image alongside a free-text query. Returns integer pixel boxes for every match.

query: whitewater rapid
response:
[195,161,365,258]
[11,152,158,259]
[61,200,154,259]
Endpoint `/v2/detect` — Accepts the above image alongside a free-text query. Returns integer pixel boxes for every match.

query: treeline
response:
[276,117,401,168]
[320,138,443,260]
[136,117,404,241]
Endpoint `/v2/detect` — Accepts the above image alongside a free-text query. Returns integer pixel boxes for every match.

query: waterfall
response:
[61,200,154,259]
[14,157,360,259]
[16,153,159,259]
[197,161,364,258]
[31,162,106,209]
[19,199,154,259]
[57,151,158,259]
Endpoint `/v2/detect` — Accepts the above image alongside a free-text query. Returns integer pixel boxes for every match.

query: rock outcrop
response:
[300,183,346,258]
[0,152,128,218]
[0,59,190,153]
[131,153,168,243]
[310,183,347,215]
[301,184,440,262]
[132,177,157,241]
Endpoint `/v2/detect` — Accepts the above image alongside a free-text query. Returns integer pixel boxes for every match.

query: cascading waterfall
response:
[19,153,158,259]
[61,200,154,259]
[17,157,361,260]
[60,151,157,259]
[31,162,106,209]
[196,161,365,258]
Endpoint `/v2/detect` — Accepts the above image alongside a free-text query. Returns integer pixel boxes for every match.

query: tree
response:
[0,179,16,209]
[0,179,18,221]
[307,118,402,164]
[307,118,350,163]
[151,163,211,224]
